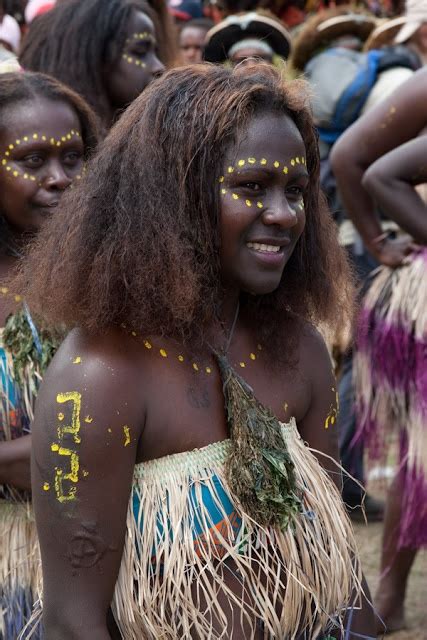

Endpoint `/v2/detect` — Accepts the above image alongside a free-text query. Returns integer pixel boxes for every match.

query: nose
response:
[151,54,165,78]
[42,161,72,191]
[262,193,299,228]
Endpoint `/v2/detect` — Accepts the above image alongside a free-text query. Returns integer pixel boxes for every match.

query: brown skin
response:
[229,45,274,66]
[33,113,375,639]
[363,136,427,244]
[179,25,208,64]
[331,66,427,266]
[105,10,164,118]
[0,98,85,491]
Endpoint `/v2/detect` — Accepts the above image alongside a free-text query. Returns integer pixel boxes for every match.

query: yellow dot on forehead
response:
[232,193,239,200]
[248,157,256,164]
[192,363,199,371]
[67,134,71,140]
[178,355,184,362]
[245,199,252,207]
[260,158,267,165]
[33,134,38,140]
[237,159,245,167]
[257,201,263,209]
[8,144,14,149]
[61,136,66,142]
[23,137,28,142]
[143,340,152,349]
[160,348,167,357]
[42,135,47,141]
[5,151,9,156]
[221,189,227,195]
[50,138,55,145]
[283,166,288,174]
[227,166,234,173]
[291,159,295,166]
[273,161,280,168]
[13,170,18,177]
[1,160,6,165]
[15,139,20,145]
[296,157,300,163]
[250,353,256,360]
[239,362,246,368]
[6,166,11,172]
[218,176,224,183]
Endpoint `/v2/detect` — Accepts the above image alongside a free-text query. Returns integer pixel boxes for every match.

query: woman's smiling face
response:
[0,97,84,234]
[219,112,308,295]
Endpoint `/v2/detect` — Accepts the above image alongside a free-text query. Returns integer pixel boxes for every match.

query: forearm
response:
[0,434,31,490]
[362,174,427,243]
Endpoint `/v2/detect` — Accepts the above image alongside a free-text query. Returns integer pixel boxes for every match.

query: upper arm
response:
[31,330,144,635]
[297,328,340,487]
[332,67,427,173]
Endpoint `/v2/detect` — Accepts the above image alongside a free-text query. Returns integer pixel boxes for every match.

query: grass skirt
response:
[111,419,363,639]
[354,250,427,549]
[0,501,41,640]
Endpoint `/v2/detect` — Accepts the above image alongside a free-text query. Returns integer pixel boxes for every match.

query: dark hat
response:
[204,12,291,63]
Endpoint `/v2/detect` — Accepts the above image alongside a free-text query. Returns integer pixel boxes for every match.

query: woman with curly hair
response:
[20,0,167,130]
[19,63,375,639]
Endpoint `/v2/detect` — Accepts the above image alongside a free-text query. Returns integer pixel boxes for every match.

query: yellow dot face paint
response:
[73,356,82,364]
[218,156,307,210]
[1,129,82,184]
[160,348,167,358]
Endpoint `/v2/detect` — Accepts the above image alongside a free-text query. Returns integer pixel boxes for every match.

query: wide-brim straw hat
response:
[364,17,407,51]
[394,0,427,44]
[291,7,376,73]
[204,12,292,63]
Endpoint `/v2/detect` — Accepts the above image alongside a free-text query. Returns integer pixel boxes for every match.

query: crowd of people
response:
[0,0,425,638]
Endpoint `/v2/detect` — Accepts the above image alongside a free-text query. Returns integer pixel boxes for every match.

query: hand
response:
[370,234,419,268]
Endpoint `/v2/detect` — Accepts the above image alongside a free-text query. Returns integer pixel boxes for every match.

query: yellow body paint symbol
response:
[73,356,82,364]
[84,416,93,424]
[52,392,82,503]
[123,426,131,447]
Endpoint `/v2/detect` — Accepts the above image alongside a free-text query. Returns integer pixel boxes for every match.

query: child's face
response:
[106,10,165,110]
[179,26,207,64]
[0,97,84,234]
[219,112,308,295]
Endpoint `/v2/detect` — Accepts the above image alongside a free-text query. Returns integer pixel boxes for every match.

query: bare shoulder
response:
[298,322,333,381]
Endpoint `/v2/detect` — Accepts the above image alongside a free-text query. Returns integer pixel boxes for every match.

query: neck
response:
[207,289,241,353]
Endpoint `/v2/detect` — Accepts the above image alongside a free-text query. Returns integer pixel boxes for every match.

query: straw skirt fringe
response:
[112,419,363,639]
[0,500,41,640]
[354,251,427,548]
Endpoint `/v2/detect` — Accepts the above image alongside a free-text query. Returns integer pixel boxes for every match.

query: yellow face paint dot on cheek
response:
[221,189,227,195]
[283,167,288,174]
[248,158,256,164]
[291,159,295,167]
[237,159,245,167]
[192,363,199,371]
[178,355,184,362]
[257,202,263,209]
[273,161,280,168]
[260,158,267,165]
[160,348,167,357]
[144,340,152,349]
[43,482,50,491]
[227,166,234,174]
[245,200,252,207]
[232,193,239,200]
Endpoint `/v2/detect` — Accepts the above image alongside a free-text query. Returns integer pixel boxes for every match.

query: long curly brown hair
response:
[16,63,353,354]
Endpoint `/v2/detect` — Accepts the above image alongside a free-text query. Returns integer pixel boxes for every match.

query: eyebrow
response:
[230,166,309,178]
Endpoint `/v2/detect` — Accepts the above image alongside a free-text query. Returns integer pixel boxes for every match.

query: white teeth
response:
[247,242,281,253]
